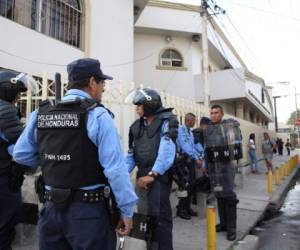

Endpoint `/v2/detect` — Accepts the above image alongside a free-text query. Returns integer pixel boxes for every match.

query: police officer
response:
[13,58,138,250]
[176,113,203,220]
[205,105,240,241]
[193,116,211,146]
[126,88,178,250]
[0,70,37,250]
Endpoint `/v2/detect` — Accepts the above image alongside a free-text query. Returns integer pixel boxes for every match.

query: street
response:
[255,177,300,250]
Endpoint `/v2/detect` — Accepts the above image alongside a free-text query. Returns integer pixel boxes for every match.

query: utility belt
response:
[43,187,110,203]
[34,175,120,226]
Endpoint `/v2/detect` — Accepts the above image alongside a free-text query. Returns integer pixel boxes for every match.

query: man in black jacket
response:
[0,70,37,250]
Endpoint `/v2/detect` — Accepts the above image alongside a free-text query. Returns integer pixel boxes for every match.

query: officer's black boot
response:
[226,199,239,241]
[176,198,191,220]
[216,198,226,232]
[186,194,198,217]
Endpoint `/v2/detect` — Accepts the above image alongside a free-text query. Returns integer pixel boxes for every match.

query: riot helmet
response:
[0,70,38,102]
[125,88,162,116]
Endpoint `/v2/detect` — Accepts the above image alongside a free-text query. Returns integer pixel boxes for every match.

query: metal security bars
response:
[41,0,82,48]
[0,0,83,48]
[0,0,38,29]
[18,73,206,141]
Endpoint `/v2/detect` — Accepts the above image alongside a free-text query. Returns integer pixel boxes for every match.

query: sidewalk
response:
[173,151,300,250]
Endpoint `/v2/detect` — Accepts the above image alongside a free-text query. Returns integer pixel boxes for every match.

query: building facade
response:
[0,0,275,161]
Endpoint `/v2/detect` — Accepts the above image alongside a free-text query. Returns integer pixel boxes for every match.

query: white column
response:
[244,105,250,121]
[236,102,244,120]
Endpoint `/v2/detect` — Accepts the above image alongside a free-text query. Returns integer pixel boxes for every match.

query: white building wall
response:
[134,32,196,99]
[136,6,201,34]
[245,80,272,113]
[0,16,84,80]
[89,0,134,83]
[0,0,136,148]
[136,5,244,70]
[0,0,134,83]
[191,43,202,76]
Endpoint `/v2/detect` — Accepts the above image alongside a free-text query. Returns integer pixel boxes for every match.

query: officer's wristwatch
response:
[148,171,158,178]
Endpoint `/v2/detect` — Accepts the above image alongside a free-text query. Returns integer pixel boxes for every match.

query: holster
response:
[103,186,120,227]
[49,187,72,212]
[35,175,45,203]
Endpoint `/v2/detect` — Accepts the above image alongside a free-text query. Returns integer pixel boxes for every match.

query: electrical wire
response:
[208,0,270,79]
[207,22,245,83]
[221,0,300,22]
[0,48,158,68]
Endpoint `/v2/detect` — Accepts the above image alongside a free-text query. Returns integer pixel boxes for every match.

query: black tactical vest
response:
[37,99,108,188]
[129,108,178,178]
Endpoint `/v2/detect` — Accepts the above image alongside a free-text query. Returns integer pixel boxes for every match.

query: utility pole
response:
[273,96,280,132]
[201,0,210,111]
[294,85,299,121]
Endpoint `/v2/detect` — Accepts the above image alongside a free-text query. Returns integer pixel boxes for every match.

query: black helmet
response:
[0,70,38,102]
[131,88,162,116]
[0,70,27,102]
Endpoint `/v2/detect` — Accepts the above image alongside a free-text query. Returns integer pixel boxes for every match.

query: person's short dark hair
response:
[200,116,210,125]
[67,76,102,90]
[211,104,223,112]
[185,113,196,123]
[249,133,255,141]
[185,113,196,119]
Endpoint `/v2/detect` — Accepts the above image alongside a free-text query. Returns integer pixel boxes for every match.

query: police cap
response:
[67,58,113,83]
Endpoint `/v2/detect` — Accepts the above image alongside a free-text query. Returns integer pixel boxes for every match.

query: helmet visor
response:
[11,73,39,94]
[124,89,152,105]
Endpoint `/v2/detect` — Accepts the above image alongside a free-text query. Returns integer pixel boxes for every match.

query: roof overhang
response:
[134,0,149,23]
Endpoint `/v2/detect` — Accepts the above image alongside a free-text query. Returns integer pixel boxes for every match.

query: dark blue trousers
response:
[0,174,21,250]
[157,182,173,250]
[141,180,173,250]
[38,201,116,250]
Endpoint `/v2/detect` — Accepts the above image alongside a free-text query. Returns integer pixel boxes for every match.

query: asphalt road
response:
[255,178,300,250]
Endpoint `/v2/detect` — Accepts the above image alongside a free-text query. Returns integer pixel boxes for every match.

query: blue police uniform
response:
[13,58,138,250]
[177,124,202,160]
[176,124,203,217]
[126,119,176,250]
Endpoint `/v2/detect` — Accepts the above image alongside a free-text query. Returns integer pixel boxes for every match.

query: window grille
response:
[0,0,83,48]
[160,49,183,67]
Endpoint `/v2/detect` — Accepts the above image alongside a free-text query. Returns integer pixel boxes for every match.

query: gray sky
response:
[164,0,300,124]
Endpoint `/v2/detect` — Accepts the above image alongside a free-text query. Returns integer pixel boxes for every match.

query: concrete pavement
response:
[173,151,300,250]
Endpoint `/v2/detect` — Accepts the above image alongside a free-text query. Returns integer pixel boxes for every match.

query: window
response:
[160,49,183,68]
[41,0,82,48]
[0,0,37,29]
[0,0,83,48]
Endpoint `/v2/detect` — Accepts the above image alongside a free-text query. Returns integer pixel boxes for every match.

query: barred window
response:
[0,0,37,29]
[0,0,83,48]
[41,0,82,48]
[160,49,183,67]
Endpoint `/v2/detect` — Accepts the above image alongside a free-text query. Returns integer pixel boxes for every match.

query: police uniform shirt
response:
[13,89,138,218]
[177,124,202,160]
[126,120,176,174]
